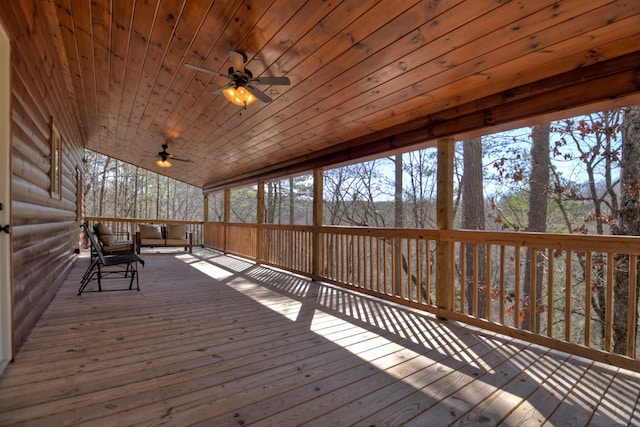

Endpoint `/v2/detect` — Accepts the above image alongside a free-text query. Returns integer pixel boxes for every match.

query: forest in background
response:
[204,108,635,237]
[85,107,637,238]
[83,155,204,221]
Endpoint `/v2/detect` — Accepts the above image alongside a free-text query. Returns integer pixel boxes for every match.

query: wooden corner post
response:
[202,194,209,247]
[436,137,455,316]
[256,182,265,264]
[223,189,230,253]
[312,168,323,280]
[203,194,209,223]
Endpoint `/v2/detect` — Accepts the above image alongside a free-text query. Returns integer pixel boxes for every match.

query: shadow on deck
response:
[1,248,639,426]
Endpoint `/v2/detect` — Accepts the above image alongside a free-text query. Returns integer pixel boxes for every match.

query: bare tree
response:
[403,149,437,228]
[612,106,640,355]
[461,137,487,317]
[522,123,550,331]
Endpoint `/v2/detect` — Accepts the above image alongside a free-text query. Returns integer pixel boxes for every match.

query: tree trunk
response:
[461,137,486,317]
[113,159,119,217]
[265,182,273,224]
[155,173,160,219]
[394,154,403,228]
[612,106,640,355]
[394,154,403,296]
[522,123,550,332]
[289,177,294,224]
[132,166,139,218]
[98,157,112,217]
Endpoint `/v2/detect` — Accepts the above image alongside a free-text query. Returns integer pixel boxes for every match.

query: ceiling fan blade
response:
[185,63,228,78]
[245,84,272,103]
[229,50,245,74]
[252,76,290,86]
[171,157,192,163]
[212,83,233,94]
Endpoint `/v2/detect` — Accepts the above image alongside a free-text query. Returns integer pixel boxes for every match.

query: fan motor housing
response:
[229,66,252,83]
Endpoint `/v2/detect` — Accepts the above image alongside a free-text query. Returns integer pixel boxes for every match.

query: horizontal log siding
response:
[203,222,640,372]
[0,1,85,354]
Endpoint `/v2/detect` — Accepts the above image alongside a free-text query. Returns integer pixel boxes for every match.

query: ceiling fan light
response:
[223,85,257,106]
[156,159,172,168]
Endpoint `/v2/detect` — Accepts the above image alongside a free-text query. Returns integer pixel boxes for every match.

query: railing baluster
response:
[499,245,505,325]
[356,234,361,288]
[416,238,422,304]
[514,246,521,328]
[530,248,537,333]
[383,236,388,295]
[427,240,432,305]
[376,236,381,294]
[486,244,492,322]
[473,243,479,317]
[407,239,412,301]
[460,243,466,315]
[605,253,614,352]
[585,250,592,346]
[547,248,554,338]
[628,254,638,358]
[565,250,572,342]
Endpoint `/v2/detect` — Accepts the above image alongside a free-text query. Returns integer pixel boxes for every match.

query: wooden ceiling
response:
[49,0,640,191]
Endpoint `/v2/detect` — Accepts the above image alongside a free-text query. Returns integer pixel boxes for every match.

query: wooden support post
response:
[202,194,209,247]
[203,194,209,222]
[256,182,264,264]
[436,137,455,316]
[312,168,323,280]
[223,189,230,253]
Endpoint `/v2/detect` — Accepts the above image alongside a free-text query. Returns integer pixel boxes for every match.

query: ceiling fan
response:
[156,143,191,168]
[185,51,290,107]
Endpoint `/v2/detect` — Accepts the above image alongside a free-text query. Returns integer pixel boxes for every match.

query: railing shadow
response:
[178,248,639,425]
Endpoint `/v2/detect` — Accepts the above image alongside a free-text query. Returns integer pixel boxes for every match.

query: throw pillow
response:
[139,224,162,239]
[95,223,115,245]
[166,224,186,239]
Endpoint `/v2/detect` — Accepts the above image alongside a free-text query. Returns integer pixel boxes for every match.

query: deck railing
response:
[83,217,640,370]
[204,221,640,371]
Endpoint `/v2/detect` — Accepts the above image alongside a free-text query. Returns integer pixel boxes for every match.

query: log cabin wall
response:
[0,2,85,355]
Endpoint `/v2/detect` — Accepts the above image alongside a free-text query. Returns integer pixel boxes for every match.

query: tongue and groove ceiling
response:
[49,0,640,190]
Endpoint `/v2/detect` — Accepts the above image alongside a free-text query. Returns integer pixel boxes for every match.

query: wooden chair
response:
[79,223,145,295]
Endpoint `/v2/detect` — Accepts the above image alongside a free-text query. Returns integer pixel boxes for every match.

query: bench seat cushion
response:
[139,238,165,246]
[164,238,189,246]
[139,238,189,246]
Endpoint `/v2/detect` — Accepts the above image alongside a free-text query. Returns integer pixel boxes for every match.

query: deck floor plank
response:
[0,249,638,426]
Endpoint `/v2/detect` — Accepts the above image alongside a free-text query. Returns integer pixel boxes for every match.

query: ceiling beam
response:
[204,52,640,193]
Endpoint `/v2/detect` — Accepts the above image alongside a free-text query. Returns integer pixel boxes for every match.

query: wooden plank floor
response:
[1,248,640,426]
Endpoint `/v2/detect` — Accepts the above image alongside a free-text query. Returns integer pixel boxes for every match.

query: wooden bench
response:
[135,223,192,254]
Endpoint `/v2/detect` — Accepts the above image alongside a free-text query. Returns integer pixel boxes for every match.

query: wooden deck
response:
[1,249,639,426]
